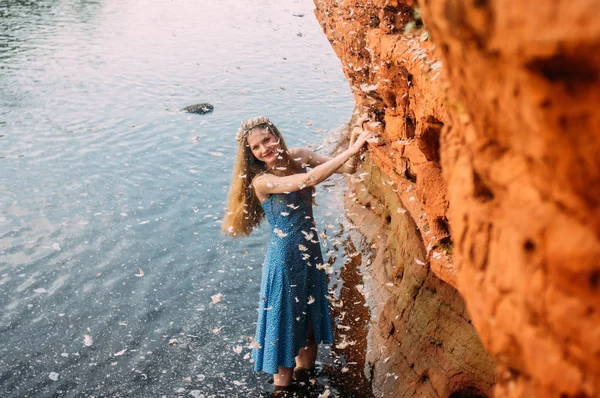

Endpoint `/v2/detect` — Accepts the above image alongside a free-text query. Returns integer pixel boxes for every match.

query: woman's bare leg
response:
[273,366,294,387]
[295,320,318,369]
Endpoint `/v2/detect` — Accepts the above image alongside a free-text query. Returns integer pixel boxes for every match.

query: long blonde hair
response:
[222,120,305,236]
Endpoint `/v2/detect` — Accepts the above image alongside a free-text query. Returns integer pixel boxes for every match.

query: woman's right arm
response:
[253,129,372,196]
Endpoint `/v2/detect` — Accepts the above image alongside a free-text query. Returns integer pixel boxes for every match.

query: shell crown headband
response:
[236,116,272,142]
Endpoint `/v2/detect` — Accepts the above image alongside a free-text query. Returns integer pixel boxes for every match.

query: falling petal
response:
[274,228,288,238]
[233,345,243,354]
[318,388,331,398]
[307,296,315,304]
[83,335,93,347]
[211,293,224,304]
[414,258,426,265]
[114,348,127,357]
[48,372,59,381]
[135,268,144,277]
[210,152,223,157]
[301,231,314,241]
[247,338,261,350]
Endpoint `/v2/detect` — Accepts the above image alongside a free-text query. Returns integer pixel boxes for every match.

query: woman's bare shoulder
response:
[251,173,270,202]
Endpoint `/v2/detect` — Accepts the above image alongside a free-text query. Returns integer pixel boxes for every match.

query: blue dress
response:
[252,188,335,374]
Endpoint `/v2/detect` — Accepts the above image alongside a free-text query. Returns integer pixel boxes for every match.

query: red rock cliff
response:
[314,0,600,397]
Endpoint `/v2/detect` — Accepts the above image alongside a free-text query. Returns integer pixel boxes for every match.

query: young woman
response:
[222,116,371,395]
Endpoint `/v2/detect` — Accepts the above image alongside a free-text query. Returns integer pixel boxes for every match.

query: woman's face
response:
[246,128,280,167]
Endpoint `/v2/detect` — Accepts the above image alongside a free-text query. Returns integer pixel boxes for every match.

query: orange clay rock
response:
[315,0,600,397]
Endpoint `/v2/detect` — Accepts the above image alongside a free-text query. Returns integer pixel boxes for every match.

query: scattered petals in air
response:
[210,152,223,157]
[211,293,224,304]
[233,345,243,354]
[135,268,144,277]
[52,243,61,251]
[34,288,47,294]
[414,257,426,265]
[212,327,222,334]
[48,372,59,381]
[169,339,178,346]
[83,335,93,347]
[298,244,308,252]
[307,295,315,304]
[287,204,299,210]
[281,212,290,216]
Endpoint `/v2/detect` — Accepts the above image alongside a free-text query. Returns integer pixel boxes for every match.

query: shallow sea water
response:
[0,0,359,396]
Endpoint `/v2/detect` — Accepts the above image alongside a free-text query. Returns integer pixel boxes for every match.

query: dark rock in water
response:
[183,103,214,114]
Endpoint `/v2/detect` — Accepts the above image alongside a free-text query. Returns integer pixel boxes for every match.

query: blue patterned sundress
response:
[252,188,335,374]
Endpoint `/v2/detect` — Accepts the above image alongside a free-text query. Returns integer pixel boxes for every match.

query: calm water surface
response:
[0,0,356,396]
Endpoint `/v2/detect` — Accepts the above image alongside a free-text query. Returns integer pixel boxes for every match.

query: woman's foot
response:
[293,366,318,390]
[271,384,296,397]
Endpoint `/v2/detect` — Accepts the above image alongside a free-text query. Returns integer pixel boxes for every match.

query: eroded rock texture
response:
[315,0,600,397]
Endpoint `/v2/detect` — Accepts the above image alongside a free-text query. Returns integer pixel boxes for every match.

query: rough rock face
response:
[344,159,495,397]
[314,0,600,397]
